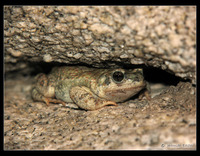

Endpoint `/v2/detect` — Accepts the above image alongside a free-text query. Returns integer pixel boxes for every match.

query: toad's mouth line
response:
[105,85,145,94]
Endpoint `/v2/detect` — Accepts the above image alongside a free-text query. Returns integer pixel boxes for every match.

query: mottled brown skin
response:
[32,66,150,110]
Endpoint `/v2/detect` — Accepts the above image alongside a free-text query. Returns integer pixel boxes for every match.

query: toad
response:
[32,66,150,110]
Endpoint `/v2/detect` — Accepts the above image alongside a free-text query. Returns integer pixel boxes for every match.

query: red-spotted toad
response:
[32,66,150,110]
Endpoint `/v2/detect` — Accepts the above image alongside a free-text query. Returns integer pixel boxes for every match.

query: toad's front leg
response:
[70,86,117,111]
[139,82,151,101]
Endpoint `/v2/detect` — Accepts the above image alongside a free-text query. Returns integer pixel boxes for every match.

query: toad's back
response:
[48,66,109,88]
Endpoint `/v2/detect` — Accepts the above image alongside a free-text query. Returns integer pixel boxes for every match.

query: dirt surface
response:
[4,74,196,150]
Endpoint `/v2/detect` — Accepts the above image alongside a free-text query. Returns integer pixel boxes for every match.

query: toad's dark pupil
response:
[112,71,124,82]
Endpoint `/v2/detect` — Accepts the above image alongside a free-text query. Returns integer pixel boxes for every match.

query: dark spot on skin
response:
[80,93,90,100]
[57,84,62,90]
[117,83,122,87]
[94,99,99,105]
[89,96,95,101]
[108,89,126,94]
[40,80,44,86]
[104,77,111,85]
[134,76,140,82]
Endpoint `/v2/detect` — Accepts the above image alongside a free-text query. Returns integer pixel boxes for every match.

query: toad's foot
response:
[70,86,117,111]
[43,98,66,106]
[139,88,151,101]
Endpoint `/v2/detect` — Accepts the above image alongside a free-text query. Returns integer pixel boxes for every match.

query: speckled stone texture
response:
[4,6,196,84]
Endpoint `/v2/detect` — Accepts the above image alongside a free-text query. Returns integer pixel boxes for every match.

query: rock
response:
[4,6,196,84]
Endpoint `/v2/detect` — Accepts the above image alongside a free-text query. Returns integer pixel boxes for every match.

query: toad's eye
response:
[112,71,124,82]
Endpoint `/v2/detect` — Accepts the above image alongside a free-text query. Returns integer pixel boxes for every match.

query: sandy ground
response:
[4,75,196,150]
